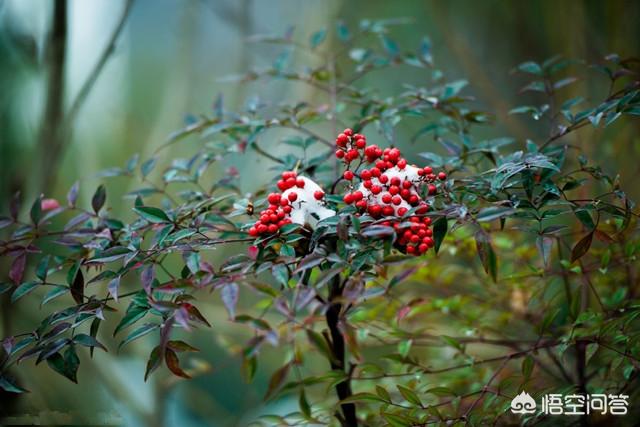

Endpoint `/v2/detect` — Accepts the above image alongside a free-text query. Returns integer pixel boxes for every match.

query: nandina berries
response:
[332,129,446,256]
[249,131,445,258]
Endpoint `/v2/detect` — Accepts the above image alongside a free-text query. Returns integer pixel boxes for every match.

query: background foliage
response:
[1,1,640,426]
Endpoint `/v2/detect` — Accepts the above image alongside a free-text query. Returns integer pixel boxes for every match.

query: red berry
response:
[356,200,367,209]
[268,193,281,205]
[355,139,366,149]
[423,236,434,247]
[336,150,345,159]
[257,224,267,234]
[410,234,420,244]
[248,227,258,236]
[314,190,324,200]
[347,149,359,160]
[381,193,392,204]
[353,191,363,201]
[382,206,395,216]
[397,159,407,169]
[398,207,408,216]
[389,185,400,195]
[343,193,354,204]
[343,170,354,180]
[428,184,437,195]
[270,214,278,222]
[368,204,381,217]
[423,166,433,175]
[371,185,382,195]
[406,245,415,254]
[277,180,287,191]
[296,178,305,188]
[423,217,432,226]
[401,189,411,199]
[285,177,296,188]
[402,180,412,189]
[419,243,428,253]
[280,197,289,206]
[379,174,388,184]
[392,195,402,206]
[283,205,292,213]
[370,167,381,177]
[343,128,353,136]
[268,224,278,233]
[438,172,447,181]
[360,170,372,180]
[336,133,348,146]
[288,192,298,202]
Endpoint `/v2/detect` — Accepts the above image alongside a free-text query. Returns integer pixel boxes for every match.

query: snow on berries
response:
[248,128,446,257]
[335,128,446,256]
[247,171,336,237]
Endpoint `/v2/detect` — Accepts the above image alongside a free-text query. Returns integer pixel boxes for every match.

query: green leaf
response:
[476,207,516,222]
[11,281,39,303]
[133,206,171,223]
[0,376,28,393]
[310,28,326,48]
[397,385,422,406]
[114,300,150,336]
[340,392,387,404]
[91,184,106,214]
[516,61,542,75]
[119,323,160,350]
[381,35,399,56]
[475,231,498,282]
[42,286,68,306]
[30,196,42,224]
[144,345,162,381]
[432,217,447,254]
[522,355,534,380]
[299,389,312,418]
[74,334,107,352]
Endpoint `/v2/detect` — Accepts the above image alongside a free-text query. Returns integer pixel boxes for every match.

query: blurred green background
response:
[1,0,639,425]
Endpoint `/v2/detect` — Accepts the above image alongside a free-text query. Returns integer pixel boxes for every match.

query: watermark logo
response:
[510,391,629,416]
[510,391,536,414]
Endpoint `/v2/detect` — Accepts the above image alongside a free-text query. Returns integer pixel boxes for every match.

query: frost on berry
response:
[249,129,445,258]
[334,128,445,257]
[249,172,335,238]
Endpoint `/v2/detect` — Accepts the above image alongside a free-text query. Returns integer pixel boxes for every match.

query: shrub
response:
[1,19,640,425]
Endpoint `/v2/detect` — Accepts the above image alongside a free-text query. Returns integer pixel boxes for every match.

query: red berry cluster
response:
[248,171,326,237]
[335,128,446,256]
[248,172,297,237]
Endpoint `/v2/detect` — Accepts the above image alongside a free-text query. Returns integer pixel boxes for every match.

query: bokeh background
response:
[1,0,639,425]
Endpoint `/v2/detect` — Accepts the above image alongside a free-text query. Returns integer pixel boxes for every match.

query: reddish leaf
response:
[264,362,290,400]
[165,348,191,379]
[571,232,594,263]
[9,253,26,285]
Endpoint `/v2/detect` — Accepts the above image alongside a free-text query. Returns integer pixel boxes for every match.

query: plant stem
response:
[326,276,357,427]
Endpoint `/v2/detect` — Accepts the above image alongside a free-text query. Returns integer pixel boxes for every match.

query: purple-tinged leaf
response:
[9,253,26,285]
[108,276,121,301]
[67,181,79,207]
[220,282,239,320]
[91,184,106,214]
[141,265,155,295]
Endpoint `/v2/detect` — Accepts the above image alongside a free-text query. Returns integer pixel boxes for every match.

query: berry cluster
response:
[247,129,446,257]
[247,172,334,237]
[335,128,445,256]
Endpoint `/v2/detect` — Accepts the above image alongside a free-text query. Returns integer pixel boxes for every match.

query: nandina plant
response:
[1,20,640,426]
